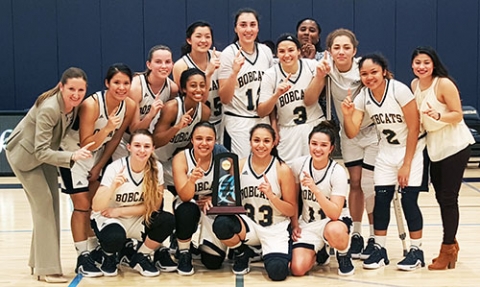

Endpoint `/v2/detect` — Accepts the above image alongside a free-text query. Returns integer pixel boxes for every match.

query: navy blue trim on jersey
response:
[279,59,303,85]
[224,111,259,118]
[188,148,214,175]
[368,79,390,107]
[247,154,275,180]
[235,42,259,66]
[126,156,143,186]
[144,73,168,99]
[309,158,334,185]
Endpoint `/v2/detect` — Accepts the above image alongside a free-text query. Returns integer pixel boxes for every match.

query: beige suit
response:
[6,93,76,276]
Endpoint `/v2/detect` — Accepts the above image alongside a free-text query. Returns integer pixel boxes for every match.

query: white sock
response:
[375,236,386,248]
[87,236,99,251]
[410,238,422,249]
[178,240,191,251]
[138,243,154,255]
[369,225,375,238]
[353,222,362,235]
[75,240,88,256]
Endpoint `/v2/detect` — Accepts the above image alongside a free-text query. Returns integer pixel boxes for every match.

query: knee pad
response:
[200,250,224,270]
[146,211,175,243]
[401,188,423,232]
[212,215,241,240]
[264,256,289,281]
[361,169,375,214]
[98,223,127,253]
[373,186,395,230]
[175,202,200,240]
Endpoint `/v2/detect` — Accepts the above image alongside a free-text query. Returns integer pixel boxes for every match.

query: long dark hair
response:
[249,123,284,164]
[232,8,260,43]
[411,46,457,85]
[105,63,133,84]
[181,21,214,56]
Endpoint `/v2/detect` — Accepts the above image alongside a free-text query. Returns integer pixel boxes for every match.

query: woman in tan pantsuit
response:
[5,67,94,283]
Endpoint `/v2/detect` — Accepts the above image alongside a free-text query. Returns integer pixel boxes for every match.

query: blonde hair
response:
[130,129,161,226]
[35,67,87,107]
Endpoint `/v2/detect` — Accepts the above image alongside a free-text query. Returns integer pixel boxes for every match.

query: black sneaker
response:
[177,250,194,275]
[349,233,364,259]
[118,240,136,267]
[75,252,103,277]
[337,252,355,276]
[90,246,104,265]
[154,247,177,272]
[169,233,178,255]
[249,245,263,262]
[100,252,118,276]
[129,252,160,277]
[232,249,251,275]
[360,237,375,260]
[396,247,425,271]
[363,244,389,269]
[316,246,330,265]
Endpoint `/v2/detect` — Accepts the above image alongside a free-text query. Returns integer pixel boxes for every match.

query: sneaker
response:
[316,246,330,266]
[100,252,118,276]
[396,247,425,271]
[90,246,104,265]
[154,248,177,272]
[76,252,103,277]
[337,252,355,276]
[118,240,136,267]
[360,237,375,260]
[190,242,201,260]
[349,233,364,259]
[129,252,160,277]
[177,250,194,275]
[363,244,389,269]
[232,248,251,275]
[169,233,178,255]
[249,245,263,262]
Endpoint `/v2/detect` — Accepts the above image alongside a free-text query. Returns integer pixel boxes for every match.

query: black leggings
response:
[430,146,471,244]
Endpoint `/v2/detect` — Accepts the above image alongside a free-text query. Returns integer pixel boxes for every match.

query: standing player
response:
[59,63,136,276]
[113,45,178,160]
[305,28,377,260]
[212,124,296,281]
[218,8,274,158]
[411,47,474,270]
[290,121,354,276]
[152,68,210,191]
[342,54,426,271]
[173,21,223,142]
[296,18,324,60]
[258,34,324,164]
[91,129,176,277]
[172,121,228,275]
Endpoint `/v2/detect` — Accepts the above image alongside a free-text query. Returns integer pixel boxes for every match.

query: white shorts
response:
[292,218,330,252]
[60,147,105,192]
[340,125,379,167]
[223,114,269,158]
[91,211,145,240]
[374,138,426,187]
[212,119,224,145]
[240,214,290,256]
[278,118,323,166]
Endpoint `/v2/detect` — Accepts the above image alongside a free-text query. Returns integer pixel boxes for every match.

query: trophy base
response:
[207,206,247,215]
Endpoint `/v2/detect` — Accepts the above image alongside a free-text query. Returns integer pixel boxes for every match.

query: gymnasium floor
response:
[0,161,479,287]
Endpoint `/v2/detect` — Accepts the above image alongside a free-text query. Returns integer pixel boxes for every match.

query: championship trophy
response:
[207,152,246,215]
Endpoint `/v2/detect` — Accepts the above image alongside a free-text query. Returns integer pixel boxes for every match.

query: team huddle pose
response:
[6,6,474,284]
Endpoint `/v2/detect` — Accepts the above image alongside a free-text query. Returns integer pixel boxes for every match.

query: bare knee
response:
[324,222,349,250]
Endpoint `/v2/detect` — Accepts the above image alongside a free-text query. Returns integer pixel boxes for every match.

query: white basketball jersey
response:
[154,97,202,163]
[184,148,214,196]
[182,51,222,125]
[240,155,287,226]
[219,42,273,117]
[100,156,164,213]
[325,57,371,129]
[61,91,126,151]
[260,59,324,126]
[138,73,172,120]
[291,156,349,223]
[354,79,415,149]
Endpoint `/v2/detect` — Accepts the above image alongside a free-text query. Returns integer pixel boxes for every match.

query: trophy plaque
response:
[207,152,246,215]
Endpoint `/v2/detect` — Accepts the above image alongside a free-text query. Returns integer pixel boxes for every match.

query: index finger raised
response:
[83,141,96,149]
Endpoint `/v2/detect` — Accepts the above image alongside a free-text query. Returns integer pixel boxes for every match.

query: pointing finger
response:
[109,106,119,118]
[263,173,269,184]
[212,47,217,57]
[83,141,96,149]
[236,47,243,58]
[283,73,292,83]
[426,102,432,109]
[186,108,194,116]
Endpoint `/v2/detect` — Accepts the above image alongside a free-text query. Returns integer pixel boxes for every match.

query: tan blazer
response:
[6,93,76,171]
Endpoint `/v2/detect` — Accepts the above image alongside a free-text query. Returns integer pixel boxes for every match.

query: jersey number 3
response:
[244,203,273,227]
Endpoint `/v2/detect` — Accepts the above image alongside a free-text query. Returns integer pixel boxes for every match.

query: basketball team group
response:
[5,7,475,284]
